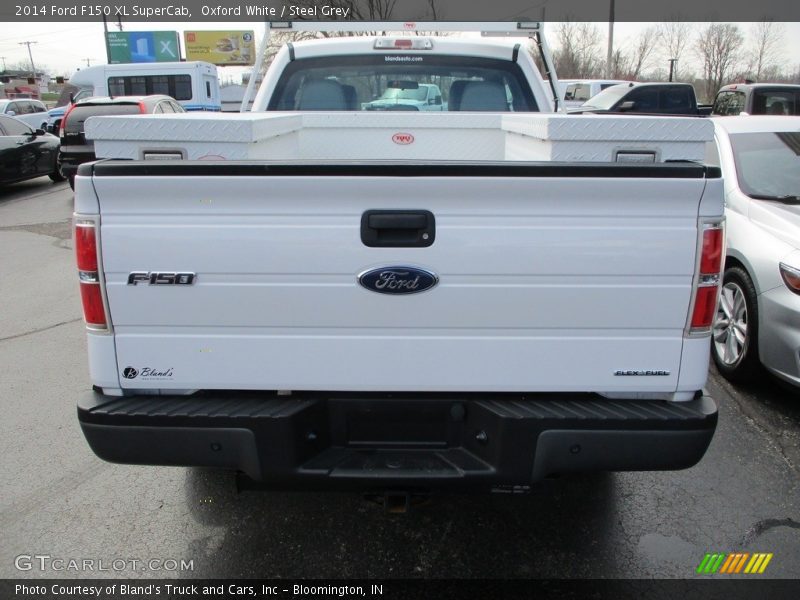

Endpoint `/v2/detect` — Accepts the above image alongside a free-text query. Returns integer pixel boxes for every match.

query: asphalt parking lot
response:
[1,176,799,580]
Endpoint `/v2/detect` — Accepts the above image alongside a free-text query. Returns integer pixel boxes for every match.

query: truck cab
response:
[712,83,800,116]
[570,82,711,116]
[363,82,444,111]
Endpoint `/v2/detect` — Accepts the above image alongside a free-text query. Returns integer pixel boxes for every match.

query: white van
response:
[66,62,221,112]
[562,79,634,108]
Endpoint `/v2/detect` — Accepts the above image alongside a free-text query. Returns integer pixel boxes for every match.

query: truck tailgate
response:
[87,162,716,394]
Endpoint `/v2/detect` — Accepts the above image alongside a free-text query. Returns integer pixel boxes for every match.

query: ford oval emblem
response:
[392,132,415,145]
[358,266,438,295]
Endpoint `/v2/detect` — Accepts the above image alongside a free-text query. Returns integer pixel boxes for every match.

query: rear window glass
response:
[751,90,799,115]
[268,55,537,112]
[66,104,141,133]
[566,83,591,102]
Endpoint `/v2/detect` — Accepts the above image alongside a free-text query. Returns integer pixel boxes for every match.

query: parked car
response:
[560,79,634,108]
[712,83,800,116]
[59,95,186,187]
[569,82,712,116]
[0,98,49,130]
[46,87,94,134]
[0,114,64,185]
[709,116,800,387]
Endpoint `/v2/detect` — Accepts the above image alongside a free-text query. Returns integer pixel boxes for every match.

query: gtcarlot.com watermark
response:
[15,554,194,573]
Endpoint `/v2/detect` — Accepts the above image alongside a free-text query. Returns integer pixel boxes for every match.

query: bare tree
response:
[695,23,743,103]
[746,20,785,81]
[553,21,603,79]
[658,21,693,81]
[608,48,631,80]
[625,27,658,79]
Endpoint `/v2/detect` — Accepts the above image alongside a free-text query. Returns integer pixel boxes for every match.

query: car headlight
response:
[779,263,800,295]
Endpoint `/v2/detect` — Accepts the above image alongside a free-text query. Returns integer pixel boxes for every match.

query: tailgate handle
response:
[361,210,435,248]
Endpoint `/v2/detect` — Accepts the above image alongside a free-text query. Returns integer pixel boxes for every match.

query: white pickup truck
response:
[74,23,722,493]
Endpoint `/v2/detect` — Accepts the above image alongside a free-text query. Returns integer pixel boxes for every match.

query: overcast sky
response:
[1,21,798,83]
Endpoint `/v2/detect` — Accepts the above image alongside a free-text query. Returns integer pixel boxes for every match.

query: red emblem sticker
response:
[392,133,415,145]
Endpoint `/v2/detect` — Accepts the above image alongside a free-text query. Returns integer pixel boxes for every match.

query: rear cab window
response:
[752,90,799,115]
[267,55,538,112]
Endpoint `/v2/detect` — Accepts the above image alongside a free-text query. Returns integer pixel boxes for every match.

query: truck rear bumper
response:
[78,391,717,490]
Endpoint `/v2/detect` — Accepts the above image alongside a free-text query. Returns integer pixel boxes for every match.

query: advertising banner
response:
[184,31,255,66]
[106,31,181,63]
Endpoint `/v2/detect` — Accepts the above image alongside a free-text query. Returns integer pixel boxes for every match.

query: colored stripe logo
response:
[697,552,773,574]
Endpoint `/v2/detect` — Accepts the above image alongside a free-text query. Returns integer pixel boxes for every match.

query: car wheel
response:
[712,266,761,382]
[49,154,67,182]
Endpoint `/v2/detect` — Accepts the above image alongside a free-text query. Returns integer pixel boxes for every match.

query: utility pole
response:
[668,58,678,82]
[102,15,111,63]
[0,56,6,71]
[19,41,38,78]
[606,0,615,78]
[84,58,93,67]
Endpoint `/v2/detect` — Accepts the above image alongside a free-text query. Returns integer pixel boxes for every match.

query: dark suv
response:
[58,95,185,187]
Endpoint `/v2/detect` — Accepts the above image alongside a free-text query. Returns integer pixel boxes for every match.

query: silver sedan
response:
[710,116,800,387]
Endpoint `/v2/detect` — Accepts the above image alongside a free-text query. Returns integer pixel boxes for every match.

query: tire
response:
[49,153,67,183]
[712,266,762,382]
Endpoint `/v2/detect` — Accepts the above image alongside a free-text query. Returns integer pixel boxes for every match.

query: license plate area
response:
[330,399,454,448]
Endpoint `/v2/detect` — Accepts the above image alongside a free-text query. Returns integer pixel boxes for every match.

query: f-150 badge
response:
[358,266,438,295]
[127,272,195,285]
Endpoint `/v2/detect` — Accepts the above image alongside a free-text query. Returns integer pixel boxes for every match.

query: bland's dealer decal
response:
[122,367,174,381]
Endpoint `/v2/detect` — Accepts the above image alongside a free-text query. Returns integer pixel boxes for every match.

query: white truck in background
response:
[74,23,722,495]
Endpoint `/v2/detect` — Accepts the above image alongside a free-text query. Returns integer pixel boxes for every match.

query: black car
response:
[59,95,185,188]
[0,114,64,186]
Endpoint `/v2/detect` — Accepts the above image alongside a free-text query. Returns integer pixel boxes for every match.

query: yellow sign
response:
[184,31,255,66]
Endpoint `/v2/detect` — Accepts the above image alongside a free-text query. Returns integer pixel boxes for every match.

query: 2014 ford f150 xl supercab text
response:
[73,23,722,492]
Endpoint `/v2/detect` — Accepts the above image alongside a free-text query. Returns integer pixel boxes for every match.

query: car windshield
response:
[378,87,428,101]
[581,85,631,110]
[730,132,800,200]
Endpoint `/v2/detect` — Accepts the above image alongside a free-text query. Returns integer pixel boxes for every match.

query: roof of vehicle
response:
[74,95,177,106]
[712,115,800,134]
[0,98,45,106]
[604,81,694,90]
[717,83,800,93]
[564,79,633,85]
[289,35,527,61]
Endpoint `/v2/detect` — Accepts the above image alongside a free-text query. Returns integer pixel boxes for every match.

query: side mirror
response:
[433,95,442,105]
[619,100,636,112]
[7,110,16,116]
[34,128,46,136]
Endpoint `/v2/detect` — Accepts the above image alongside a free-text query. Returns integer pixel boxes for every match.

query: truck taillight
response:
[60,103,75,138]
[688,223,724,334]
[75,219,108,330]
